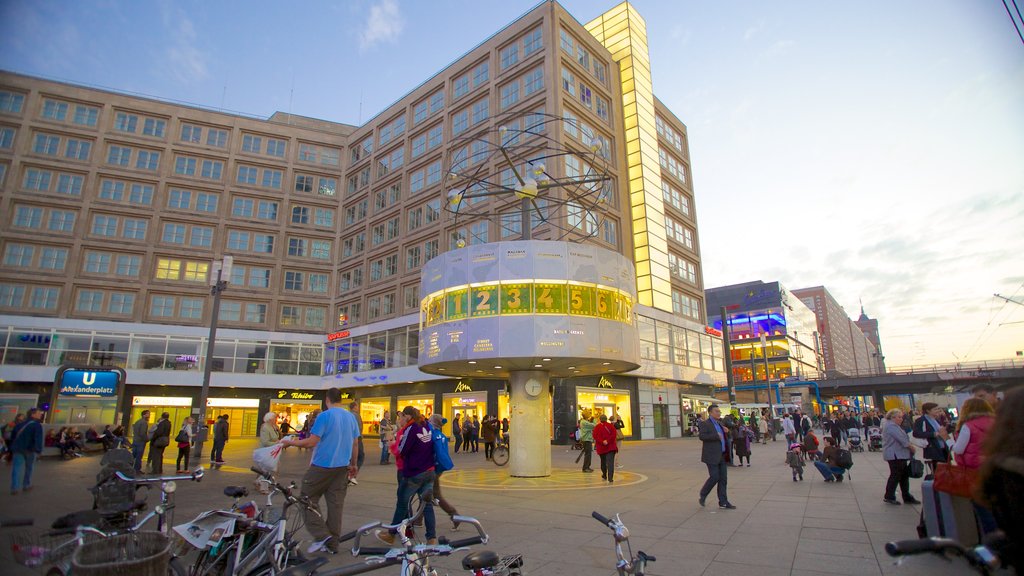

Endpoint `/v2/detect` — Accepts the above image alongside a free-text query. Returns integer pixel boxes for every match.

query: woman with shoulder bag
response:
[912,402,951,474]
[950,398,997,533]
[175,416,195,473]
[882,408,920,505]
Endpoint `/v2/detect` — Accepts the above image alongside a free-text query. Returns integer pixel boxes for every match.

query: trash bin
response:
[71,531,170,576]
[191,425,209,458]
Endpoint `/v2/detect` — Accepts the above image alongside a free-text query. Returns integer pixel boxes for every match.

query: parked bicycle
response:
[171,466,321,576]
[490,435,509,467]
[280,496,522,576]
[885,534,1011,575]
[591,511,655,576]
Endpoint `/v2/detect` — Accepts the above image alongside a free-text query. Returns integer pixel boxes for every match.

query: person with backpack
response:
[427,413,460,529]
[148,412,172,475]
[9,408,43,495]
[175,416,195,473]
[814,437,848,482]
[377,406,437,545]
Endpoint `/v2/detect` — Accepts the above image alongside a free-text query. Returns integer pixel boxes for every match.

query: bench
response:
[40,423,108,458]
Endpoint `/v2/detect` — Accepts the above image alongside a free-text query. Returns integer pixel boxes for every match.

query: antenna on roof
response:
[288,69,295,124]
[359,89,364,124]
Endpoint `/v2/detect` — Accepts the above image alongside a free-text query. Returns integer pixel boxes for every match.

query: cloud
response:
[360,0,404,52]
[160,4,207,84]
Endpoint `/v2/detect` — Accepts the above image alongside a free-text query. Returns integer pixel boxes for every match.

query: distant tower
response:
[855,302,885,372]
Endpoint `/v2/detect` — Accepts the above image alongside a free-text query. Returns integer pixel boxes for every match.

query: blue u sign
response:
[57,367,122,397]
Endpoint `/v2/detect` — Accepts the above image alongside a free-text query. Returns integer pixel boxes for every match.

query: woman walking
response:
[592,414,618,482]
[379,410,394,464]
[733,420,752,466]
[882,408,920,505]
[175,416,195,473]
[912,402,951,474]
[952,398,997,533]
[452,413,463,454]
[259,412,280,447]
[377,406,437,545]
[481,415,498,460]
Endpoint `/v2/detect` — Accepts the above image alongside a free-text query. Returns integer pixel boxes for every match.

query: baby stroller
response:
[847,428,864,452]
[867,426,883,452]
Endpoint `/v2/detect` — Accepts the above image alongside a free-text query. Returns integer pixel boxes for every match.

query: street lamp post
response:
[193,256,231,461]
[761,332,776,441]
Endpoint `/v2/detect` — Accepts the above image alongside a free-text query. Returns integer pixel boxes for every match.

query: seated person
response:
[85,426,103,445]
[813,436,846,482]
[45,428,59,447]
[802,429,821,461]
[98,424,116,451]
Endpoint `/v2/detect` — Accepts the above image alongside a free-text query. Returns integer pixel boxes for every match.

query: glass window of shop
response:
[48,332,93,366]
[234,342,267,374]
[397,395,434,419]
[129,396,193,440]
[498,392,510,422]
[269,398,322,433]
[269,344,300,375]
[166,338,203,371]
[576,386,632,436]
[442,392,487,425]
[205,398,260,437]
[88,335,131,368]
[2,330,52,365]
[298,345,321,375]
[356,398,391,436]
[326,326,419,375]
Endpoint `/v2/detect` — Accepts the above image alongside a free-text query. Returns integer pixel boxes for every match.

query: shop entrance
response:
[652,404,669,438]
[592,403,616,419]
[129,396,193,441]
[205,398,260,438]
[576,387,632,437]
[269,400,321,435]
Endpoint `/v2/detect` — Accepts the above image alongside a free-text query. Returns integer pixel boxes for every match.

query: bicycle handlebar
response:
[115,467,204,483]
[444,535,485,549]
[885,538,953,556]
[592,511,612,527]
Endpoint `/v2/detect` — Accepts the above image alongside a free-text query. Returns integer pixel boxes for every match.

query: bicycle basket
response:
[9,530,80,568]
[71,531,170,576]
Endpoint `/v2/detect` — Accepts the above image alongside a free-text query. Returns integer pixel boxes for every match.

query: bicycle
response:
[10,468,203,576]
[591,511,656,576]
[172,466,322,576]
[490,435,509,467]
[885,534,1010,575]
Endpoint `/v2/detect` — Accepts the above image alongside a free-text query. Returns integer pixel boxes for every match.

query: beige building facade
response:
[0,1,720,440]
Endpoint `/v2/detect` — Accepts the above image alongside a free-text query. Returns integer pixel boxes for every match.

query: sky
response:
[1,0,1022,368]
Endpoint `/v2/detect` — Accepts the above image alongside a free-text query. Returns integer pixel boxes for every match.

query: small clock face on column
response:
[525,380,543,397]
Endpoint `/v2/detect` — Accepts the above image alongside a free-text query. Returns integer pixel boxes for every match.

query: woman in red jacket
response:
[953,397,996,534]
[592,414,618,483]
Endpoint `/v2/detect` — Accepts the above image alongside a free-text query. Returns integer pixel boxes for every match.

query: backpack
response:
[835,448,854,469]
[428,424,454,473]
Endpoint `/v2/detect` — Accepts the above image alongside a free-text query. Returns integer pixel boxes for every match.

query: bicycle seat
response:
[461,550,500,570]
[224,486,249,498]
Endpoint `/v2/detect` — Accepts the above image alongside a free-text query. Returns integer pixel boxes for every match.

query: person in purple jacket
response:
[377,406,437,545]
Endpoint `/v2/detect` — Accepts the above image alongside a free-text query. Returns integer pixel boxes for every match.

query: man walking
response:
[282,387,360,554]
[211,414,229,465]
[9,408,43,494]
[131,410,150,474]
[698,404,736,509]
[347,401,365,484]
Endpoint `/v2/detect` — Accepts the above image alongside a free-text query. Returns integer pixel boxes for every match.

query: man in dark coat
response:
[211,414,229,464]
[698,404,736,509]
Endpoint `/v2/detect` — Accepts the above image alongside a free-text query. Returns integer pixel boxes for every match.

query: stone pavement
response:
[0,432,971,575]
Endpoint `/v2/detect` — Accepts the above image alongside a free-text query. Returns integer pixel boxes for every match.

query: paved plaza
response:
[0,432,968,575]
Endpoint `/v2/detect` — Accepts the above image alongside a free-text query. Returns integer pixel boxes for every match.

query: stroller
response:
[847,428,864,452]
[867,426,883,452]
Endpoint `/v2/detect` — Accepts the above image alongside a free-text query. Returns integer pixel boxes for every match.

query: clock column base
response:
[508,370,551,477]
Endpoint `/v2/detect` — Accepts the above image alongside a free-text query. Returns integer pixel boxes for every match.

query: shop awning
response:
[680,394,722,404]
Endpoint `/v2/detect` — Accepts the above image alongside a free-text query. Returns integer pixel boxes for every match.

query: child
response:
[786,442,805,481]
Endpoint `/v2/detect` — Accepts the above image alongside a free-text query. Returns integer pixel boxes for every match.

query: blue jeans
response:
[814,460,844,480]
[11,451,37,491]
[132,442,146,473]
[700,460,729,505]
[392,470,436,539]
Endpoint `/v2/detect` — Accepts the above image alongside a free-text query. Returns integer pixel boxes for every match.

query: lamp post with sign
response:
[193,256,231,460]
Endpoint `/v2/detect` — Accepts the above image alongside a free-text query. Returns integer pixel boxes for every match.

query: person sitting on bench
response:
[814,437,846,482]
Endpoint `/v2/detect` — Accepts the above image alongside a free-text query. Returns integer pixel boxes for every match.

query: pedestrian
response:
[611,413,626,468]
[912,402,951,474]
[951,398,997,534]
[579,410,595,473]
[814,436,846,482]
[379,410,394,464]
[461,415,473,454]
[149,412,171,475]
[733,420,752,466]
[175,416,195,473]
[976,388,1024,572]
[800,413,811,441]
[281,419,292,437]
[377,406,437,546]
[592,414,618,483]
[971,383,1000,410]
[481,415,497,460]
[803,428,821,461]
[828,413,843,446]
[786,442,805,481]
[427,413,461,529]
[259,412,280,447]
[280,387,361,554]
[781,412,796,444]
[470,415,480,453]
[348,401,365,480]
[452,413,462,454]
[882,408,920,505]
[698,404,736,509]
[211,414,229,465]
[757,413,768,444]
[9,408,43,495]
[501,417,509,441]
[131,410,150,474]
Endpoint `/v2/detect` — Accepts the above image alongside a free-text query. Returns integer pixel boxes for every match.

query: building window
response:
[175,156,197,176]
[162,223,186,244]
[413,101,428,125]
[123,218,148,240]
[523,28,542,56]
[84,251,111,274]
[129,183,154,205]
[220,301,241,322]
[500,82,520,110]
[0,284,25,307]
[116,255,142,277]
[428,91,444,115]
[207,129,228,148]
[253,234,275,254]
[284,271,304,291]
[150,295,176,317]
[473,62,489,87]
[48,210,76,232]
[523,67,544,95]
[29,287,59,310]
[201,159,223,180]
[287,237,308,257]
[114,112,138,132]
[142,118,165,137]
[500,43,519,70]
[312,239,331,260]
[196,193,218,213]
[266,138,286,157]
[76,290,103,313]
[155,258,181,280]
[13,206,43,229]
[190,226,213,248]
[108,293,134,314]
[228,230,250,250]
[180,123,202,143]
[3,244,33,267]
[135,150,160,171]
[0,126,14,149]
[257,200,278,221]
[180,297,203,319]
[92,215,119,237]
[39,247,67,270]
[0,91,25,114]
[672,291,702,321]
[245,303,267,323]
[453,74,469,99]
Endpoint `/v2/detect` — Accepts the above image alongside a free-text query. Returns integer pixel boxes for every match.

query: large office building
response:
[792,286,883,378]
[0,1,722,441]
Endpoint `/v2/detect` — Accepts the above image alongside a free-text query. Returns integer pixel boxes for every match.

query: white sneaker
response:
[307,536,333,554]
[348,478,358,486]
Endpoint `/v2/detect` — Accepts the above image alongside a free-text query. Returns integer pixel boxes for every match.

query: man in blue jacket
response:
[10,408,43,495]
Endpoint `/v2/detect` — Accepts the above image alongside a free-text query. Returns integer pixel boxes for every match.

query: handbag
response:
[908,456,925,479]
[932,462,978,499]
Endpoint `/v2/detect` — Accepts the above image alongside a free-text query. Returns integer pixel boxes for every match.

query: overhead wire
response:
[1003,0,1024,46]
[963,282,1024,360]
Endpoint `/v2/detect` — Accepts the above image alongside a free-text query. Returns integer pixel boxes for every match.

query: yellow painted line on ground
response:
[442,468,647,491]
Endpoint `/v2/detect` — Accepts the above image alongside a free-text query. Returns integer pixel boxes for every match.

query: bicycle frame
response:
[591,511,655,576]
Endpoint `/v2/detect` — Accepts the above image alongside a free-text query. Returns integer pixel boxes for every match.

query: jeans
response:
[380,442,390,465]
[132,442,146,473]
[211,440,225,462]
[599,451,617,481]
[11,451,37,491]
[453,432,462,453]
[884,458,912,500]
[392,470,436,539]
[484,441,495,459]
[356,438,365,469]
[700,459,729,505]
[581,441,593,471]
[814,460,844,480]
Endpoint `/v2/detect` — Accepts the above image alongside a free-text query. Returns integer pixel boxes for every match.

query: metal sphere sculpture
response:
[443,111,615,245]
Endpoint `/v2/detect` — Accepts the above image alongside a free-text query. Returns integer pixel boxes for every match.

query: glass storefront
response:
[576,386,632,436]
[51,396,117,426]
[680,394,717,436]
[269,399,322,434]
[206,397,260,437]
[498,393,510,422]
[396,395,434,419]
[442,392,487,425]
[358,397,391,436]
[129,396,193,440]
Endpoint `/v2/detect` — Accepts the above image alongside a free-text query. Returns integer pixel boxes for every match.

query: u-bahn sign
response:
[55,366,125,397]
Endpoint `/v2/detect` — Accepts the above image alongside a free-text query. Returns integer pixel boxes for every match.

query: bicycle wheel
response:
[492,444,509,466]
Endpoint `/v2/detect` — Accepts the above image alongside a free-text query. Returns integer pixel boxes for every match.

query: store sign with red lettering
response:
[327,330,350,342]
